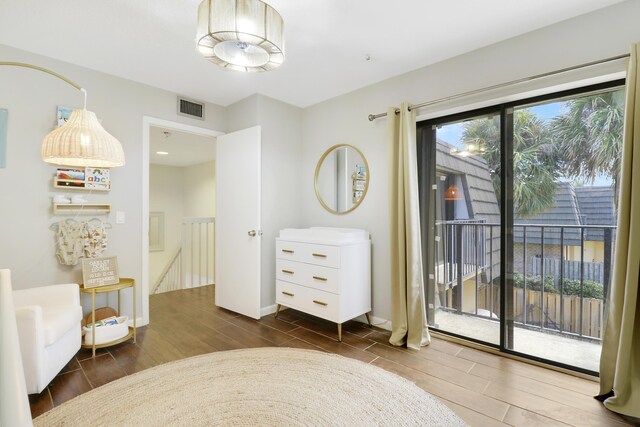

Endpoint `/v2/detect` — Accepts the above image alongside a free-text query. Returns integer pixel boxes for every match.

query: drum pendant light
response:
[196,0,285,72]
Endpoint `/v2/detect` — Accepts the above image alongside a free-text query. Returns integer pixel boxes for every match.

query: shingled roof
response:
[513,183,616,245]
[436,140,500,224]
[434,138,616,257]
[575,186,616,241]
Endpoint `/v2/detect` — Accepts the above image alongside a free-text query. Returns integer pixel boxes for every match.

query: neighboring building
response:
[433,140,501,314]
[513,183,616,284]
[433,141,615,316]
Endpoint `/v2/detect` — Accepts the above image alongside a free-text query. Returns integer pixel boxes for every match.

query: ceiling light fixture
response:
[196,0,285,72]
[0,62,125,168]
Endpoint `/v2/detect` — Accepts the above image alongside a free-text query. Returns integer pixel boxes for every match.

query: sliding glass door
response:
[418,80,624,374]
[419,111,502,345]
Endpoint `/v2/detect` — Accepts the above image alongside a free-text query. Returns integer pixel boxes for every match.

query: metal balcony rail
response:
[433,221,616,341]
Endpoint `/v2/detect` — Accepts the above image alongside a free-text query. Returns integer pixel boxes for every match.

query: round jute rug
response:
[35,348,467,426]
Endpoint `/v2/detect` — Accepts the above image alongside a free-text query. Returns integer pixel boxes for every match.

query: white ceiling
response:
[150,126,216,167]
[0,0,625,108]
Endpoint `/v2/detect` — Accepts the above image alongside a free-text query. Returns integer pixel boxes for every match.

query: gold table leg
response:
[133,281,136,343]
[274,304,282,319]
[337,323,342,342]
[91,291,96,358]
[365,313,372,328]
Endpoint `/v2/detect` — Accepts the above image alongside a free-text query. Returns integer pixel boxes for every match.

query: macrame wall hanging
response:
[51,219,111,266]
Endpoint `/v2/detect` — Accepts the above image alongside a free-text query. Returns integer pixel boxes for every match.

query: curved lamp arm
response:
[0,61,87,109]
[0,61,125,167]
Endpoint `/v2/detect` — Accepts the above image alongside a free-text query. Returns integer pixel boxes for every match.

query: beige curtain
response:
[598,44,640,418]
[388,102,431,350]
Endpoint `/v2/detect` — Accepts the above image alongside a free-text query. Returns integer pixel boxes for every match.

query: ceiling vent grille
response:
[177,97,205,120]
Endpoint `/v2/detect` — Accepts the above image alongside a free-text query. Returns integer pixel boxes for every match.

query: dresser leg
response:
[337,323,342,342]
[274,304,282,319]
[365,312,372,328]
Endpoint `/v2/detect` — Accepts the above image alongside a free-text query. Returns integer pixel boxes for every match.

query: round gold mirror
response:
[314,144,369,215]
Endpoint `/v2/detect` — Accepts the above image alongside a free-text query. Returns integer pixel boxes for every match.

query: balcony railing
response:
[433,221,615,341]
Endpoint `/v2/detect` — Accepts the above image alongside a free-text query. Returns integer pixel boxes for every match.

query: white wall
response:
[2,0,638,325]
[183,161,216,287]
[0,44,226,322]
[149,164,184,287]
[183,161,216,217]
[300,1,640,322]
[149,161,215,289]
[256,95,304,311]
[227,94,304,312]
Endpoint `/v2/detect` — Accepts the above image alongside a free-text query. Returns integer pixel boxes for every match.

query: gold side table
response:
[80,278,136,357]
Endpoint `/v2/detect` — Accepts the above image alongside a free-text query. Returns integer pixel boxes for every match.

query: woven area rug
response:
[35,348,467,426]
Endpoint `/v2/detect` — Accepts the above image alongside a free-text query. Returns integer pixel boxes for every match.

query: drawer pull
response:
[313,300,328,306]
[312,276,327,281]
[281,249,294,254]
[281,291,294,297]
[312,253,327,258]
[282,269,294,274]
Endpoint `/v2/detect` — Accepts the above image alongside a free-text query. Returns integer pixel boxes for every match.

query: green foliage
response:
[462,110,560,217]
[512,273,603,299]
[561,278,604,299]
[459,89,624,216]
[551,91,624,185]
[513,273,557,293]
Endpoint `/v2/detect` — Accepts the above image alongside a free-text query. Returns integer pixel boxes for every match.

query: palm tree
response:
[462,110,560,217]
[550,90,625,197]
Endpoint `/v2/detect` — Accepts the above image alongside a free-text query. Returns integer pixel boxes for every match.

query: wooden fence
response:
[530,257,604,285]
[477,285,603,339]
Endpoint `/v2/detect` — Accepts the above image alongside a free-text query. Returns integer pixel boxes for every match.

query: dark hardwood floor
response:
[29,285,631,426]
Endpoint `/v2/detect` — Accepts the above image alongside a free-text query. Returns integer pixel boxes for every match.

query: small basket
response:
[83,316,129,345]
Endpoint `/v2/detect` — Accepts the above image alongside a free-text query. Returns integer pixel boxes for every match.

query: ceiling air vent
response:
[177,97,205,120]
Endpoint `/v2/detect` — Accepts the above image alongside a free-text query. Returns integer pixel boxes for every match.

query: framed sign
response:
[82,256,120,288]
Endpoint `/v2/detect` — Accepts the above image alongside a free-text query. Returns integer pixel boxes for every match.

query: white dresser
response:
[275,227,371,341]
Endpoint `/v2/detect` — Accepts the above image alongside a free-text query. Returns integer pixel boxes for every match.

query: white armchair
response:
[13,281,82,394]
[0,269,33,427]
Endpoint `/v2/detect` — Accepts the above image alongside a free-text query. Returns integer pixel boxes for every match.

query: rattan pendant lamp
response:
[0,62,125,168]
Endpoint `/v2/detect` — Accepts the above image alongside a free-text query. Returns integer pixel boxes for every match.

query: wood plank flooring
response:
[28,285,633,426]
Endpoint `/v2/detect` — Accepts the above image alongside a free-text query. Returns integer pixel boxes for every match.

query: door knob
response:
[248,230,257,237]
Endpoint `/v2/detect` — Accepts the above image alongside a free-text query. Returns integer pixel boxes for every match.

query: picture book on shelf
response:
[85,316,118,328]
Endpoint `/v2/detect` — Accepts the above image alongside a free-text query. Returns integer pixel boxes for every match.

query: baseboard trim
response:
[261,304,278,317]
[367,315,391,331]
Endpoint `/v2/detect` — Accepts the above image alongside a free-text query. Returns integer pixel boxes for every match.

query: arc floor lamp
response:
[0,62,125,168]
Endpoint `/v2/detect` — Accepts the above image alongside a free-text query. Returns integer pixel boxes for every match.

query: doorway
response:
[141,117,223,325]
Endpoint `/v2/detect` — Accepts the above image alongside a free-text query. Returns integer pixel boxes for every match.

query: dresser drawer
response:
[276,240,340,268]
[276,280,340,322]
[276,259,340,294]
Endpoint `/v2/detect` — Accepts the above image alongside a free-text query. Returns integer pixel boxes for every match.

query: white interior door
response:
[215,126,261,319]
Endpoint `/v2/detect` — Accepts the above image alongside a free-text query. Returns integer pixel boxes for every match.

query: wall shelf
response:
[53,203,111,215]
[52,177,111,191]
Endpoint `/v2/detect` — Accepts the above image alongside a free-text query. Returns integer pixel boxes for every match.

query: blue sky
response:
[435,101,613,187]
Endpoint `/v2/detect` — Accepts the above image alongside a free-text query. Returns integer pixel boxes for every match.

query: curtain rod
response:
[367,53,629,122]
